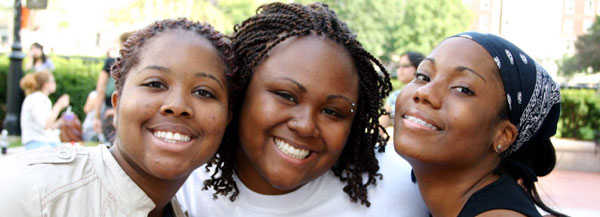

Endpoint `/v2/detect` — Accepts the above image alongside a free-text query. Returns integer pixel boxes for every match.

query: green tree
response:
[559,16,600,76]
[298,0,471,62]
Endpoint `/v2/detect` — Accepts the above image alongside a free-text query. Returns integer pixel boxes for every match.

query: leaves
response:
[559,16,600,76]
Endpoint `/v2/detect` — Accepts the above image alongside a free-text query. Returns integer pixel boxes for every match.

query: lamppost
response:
[3,0,24,135]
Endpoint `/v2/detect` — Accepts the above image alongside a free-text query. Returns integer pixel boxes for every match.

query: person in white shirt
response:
[19,70,69,150]
[178,3,428,217]
[1,18,234,217]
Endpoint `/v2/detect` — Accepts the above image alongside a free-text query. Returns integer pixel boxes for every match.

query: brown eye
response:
[415,72,430,82]
[453,86,475,96]
[274,91,298,104]
[144,81,166,89]
[193,89,215,98]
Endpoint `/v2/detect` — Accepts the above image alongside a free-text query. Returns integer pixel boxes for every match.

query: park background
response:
[0,0,599,216]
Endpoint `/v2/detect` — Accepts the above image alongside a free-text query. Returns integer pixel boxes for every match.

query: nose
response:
[288,106,319,138]
[413,81,442,109]
[160,90,193,118]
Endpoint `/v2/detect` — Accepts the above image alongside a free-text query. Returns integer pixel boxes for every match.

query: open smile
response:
[148,128,197,152]
[272,136,316,164]
[401,114,442,131]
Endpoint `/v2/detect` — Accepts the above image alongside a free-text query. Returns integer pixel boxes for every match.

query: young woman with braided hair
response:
[177,2,427,217]
[0,18,234,217]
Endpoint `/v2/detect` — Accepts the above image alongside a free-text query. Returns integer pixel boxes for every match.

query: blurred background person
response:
[26,42,55,72]
[93,32,133,144]
[81,90,101,142]
[380,51,424,128]
[19,70,69,150]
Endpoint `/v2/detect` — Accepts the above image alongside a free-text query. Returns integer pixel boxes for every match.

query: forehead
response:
[255,35,359,94]
[137,30,226,79]
[428,37,497,80]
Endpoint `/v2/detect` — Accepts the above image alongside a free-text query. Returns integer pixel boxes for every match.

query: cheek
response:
[321,120,353,156]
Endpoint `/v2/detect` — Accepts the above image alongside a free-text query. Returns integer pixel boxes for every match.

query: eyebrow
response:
[279,77,307,93]
[142,65,171,73]
[455,66,486,82]
[327,95,355,104]
[195,72,225,90]
[423,58,486,82]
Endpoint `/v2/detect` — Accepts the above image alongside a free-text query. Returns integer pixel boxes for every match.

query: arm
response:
[44,95,69,129]
[94,71,109,120]
[93,71,109,133]
[83,92,97,114]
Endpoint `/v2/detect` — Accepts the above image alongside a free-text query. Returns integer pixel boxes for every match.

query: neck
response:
[110,144,186,216]
[40,89,50,96]
[409,159,500,217]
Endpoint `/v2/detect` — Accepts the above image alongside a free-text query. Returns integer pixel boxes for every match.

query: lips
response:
[147,122,198,151]
[273,137,312,160]
[401,112,442,131]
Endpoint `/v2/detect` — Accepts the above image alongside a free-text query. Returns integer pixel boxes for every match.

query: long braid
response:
[205,2,391,207]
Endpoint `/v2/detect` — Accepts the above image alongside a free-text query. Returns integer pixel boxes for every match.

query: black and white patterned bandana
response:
[451,32,561,156]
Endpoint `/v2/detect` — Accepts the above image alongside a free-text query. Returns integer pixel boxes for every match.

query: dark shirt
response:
[102,58,116,107]
[458,175,542,217]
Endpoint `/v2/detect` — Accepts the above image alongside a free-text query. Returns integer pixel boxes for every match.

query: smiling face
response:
[112,30,229,180]
[236,35,359,194]
[393,37,508,168]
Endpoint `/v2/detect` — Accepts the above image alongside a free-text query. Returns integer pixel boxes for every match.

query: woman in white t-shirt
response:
[19,70,69,150]
[177,3,428,217]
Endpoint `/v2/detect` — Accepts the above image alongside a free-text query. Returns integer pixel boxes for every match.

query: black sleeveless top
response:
[457,175,542,217]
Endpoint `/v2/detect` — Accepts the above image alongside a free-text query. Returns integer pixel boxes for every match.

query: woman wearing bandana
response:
[393,32,567,217]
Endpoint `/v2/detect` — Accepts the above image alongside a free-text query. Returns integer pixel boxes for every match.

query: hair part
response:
[203,2,392,207]
[20,70,52,95]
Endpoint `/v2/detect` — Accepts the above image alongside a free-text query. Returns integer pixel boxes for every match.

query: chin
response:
[265,172,306,191]
[147,158,192,180]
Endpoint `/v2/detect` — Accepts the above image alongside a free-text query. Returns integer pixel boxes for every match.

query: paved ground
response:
[537,169,600,216]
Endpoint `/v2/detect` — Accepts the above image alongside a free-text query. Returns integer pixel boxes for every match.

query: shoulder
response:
[477,209,527,217]
[366,149,429,216]
[0,146,97,215]
[0,145,96,195]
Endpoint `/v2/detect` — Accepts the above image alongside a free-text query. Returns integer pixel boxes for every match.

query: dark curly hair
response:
[111,18,236,97]
[203,2,392,207]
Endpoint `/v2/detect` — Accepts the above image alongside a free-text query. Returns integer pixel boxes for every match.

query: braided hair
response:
[204,2,392,207]
[111,18,236,96]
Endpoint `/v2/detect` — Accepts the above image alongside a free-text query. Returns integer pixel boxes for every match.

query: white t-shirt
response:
[20,91,60,144]
[177,148,428,217]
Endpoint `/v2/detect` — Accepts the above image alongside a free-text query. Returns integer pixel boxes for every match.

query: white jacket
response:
[0,145,187,217]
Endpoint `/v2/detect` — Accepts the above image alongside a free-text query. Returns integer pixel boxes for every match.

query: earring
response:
[496,144,502,153]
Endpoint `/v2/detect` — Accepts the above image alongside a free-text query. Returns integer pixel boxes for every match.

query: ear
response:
[111,91,119,127]
[492,119,518,153]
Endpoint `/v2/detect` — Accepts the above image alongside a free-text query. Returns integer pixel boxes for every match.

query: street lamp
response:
[2,0,24,135]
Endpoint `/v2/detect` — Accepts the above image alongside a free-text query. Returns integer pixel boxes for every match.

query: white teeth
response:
[153,130,192,143]
[274,137,310,160]
[404,115,438,130]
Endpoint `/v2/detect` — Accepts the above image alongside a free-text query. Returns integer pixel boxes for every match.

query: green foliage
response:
[50,57,102,120]
[300,0,471,62]
[0,55,8,124]
[0,55,102,127]
[557,89,600,141]
[559,16,600,76]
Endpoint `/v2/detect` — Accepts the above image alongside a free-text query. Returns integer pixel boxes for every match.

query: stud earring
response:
[496,144,502,153]
[350,108,355,113]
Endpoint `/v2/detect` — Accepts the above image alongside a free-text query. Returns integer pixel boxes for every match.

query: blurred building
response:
[463,0,600,85]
